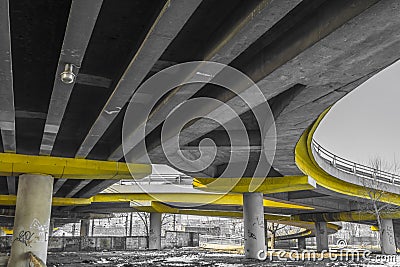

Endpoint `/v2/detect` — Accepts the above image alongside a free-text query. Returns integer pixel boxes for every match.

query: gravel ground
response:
[46,248,396,267]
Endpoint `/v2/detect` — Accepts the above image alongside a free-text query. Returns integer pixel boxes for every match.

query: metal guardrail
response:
[312,139,400,186]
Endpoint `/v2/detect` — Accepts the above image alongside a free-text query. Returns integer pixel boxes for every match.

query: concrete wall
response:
[0,231,199,252]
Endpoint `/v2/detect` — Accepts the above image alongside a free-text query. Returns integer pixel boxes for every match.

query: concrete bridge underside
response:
[1,0,400,264]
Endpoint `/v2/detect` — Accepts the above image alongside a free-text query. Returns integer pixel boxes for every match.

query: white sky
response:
[314,60,400,172]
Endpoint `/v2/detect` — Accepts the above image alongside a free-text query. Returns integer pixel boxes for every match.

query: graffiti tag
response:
[14,230,35,247]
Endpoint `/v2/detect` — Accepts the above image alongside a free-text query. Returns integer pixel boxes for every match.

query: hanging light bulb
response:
[60,63,76,84]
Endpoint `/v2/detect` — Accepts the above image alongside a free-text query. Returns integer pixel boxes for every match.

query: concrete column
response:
[298,237,306,250]
[8,174,54,266]
[243,193,265,259]
[149,213,162,250]
[380,219,396,255]
[315,221,328,252]
[49,219,55,237]
[80,219,90,237]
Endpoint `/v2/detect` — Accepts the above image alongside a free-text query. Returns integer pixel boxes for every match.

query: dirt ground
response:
[46,248,392,267]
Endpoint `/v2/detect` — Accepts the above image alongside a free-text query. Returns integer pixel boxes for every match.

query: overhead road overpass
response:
[1,0,400,264]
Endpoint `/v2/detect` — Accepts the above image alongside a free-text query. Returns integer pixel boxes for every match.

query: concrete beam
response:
[76,0,203,159]
[72,0,203,198]
[141,0,381,177]
[0,152,151,179]
[6,176,16,195]
[193,176,316,194]
[40,0,103,155]
[0,0,16,153]
[108,0,303,162]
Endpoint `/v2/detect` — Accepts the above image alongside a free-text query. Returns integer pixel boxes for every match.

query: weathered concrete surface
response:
[243,193,265,259]
[0,232,199,252]
[315,222,328,252]
[80,219,90,237]
[380,219,396,255]
[8,174,54,266]
[144,0,400,179]
[298,237,306,250]
[149,213,162,250]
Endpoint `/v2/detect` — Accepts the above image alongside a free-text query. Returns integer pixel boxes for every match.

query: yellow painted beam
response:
[292,210,400,222]
[0,153,151,179]
[129,201,340,236]
[193,176,316,193]
[0,195,91,207]
[0,227,13,235]
[0,195,16,206]
[0,192,313,209]
[295,108,400,206]
[92,193,313,210]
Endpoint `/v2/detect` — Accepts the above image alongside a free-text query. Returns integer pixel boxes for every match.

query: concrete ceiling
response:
[0,0,400,218]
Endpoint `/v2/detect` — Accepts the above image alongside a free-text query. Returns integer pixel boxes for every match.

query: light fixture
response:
[60,63,76,84]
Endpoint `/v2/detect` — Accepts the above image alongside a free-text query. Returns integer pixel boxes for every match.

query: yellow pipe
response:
[295,108,400,206]
[92,193,313,210]
[0,153,151,179]
[193,176,316,193]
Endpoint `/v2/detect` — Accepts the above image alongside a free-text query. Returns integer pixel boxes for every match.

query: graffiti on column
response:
[13,229,35,247]
[247,230,257,240]
[30,218,49,243]
[384,224,395,245]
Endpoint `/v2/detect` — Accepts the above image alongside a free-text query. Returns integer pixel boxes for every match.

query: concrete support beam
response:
[315,221,328,252]
[298,237,306,250]
[8,174,54,266]
[380,219,396,255]
[243,193,265,259]
[149,213,162,250]
[80,219,90,237]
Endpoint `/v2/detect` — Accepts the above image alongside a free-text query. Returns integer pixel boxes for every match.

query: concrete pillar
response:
[49,219,55,237]
[264,219,268,247]
[80,219,90,237]
[243,193,265,259]
[315,221,328,252]
[298,237,306,250]
[149,213,162,250]
[380,219,396,255]
[8,174,54,266]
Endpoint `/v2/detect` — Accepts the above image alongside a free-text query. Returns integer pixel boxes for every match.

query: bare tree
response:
[358,157,400,253]
[267,223,286,249]
[136,212,150,247]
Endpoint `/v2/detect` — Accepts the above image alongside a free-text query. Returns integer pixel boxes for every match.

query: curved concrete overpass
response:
[1,0,400,263]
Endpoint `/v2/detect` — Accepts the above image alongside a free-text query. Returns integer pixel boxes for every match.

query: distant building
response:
[184,226,221,236]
